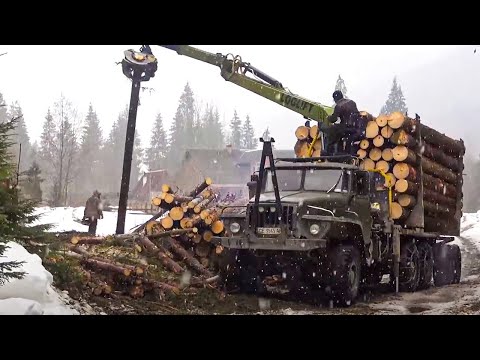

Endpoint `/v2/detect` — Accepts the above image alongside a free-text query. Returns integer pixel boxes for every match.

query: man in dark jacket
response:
[325,91,365,154]
[83,190,103,235]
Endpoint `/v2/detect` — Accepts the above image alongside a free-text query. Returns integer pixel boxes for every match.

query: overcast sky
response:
[0,45,475,154]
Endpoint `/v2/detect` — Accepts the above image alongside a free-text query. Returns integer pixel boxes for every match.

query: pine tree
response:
[6,102,31,172]
[1,119,47,285]
[241,115,257,149]
[168,83,196,168]
[380,76,408,115]
[334,75,348,98]
[0,92,7,124]
[78,104,103,196]
[39,109,57,204]
[198,105,224,149]
[229,110,242,148]
[145,113,168,170]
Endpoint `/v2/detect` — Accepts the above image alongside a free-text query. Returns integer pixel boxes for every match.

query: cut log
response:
[421,124,465,156]
[357,149,367,159]
[422,157,458,184]
[369,148,382,161]
[366,121,379,139]
[423,173,444,193]
[148,228,196,240]
[392,163,418,182]
[129,285,144,299]
[360,158,375,171]
[360,139,370,150]
[71,236,105,245]
[195,242,211,258]
[375,160,389,173]
[392,145,417,163]
[166,237,213,277]
[373,135,385,148]
[388,112,415,130]
[391,202,409,220]
[160,192,167,200]
[205,210,219,226]
[188,178,213,198]
[375,114,389,127]
[171,194,194,204]
[81,258,133,277]
[295,126,310,141]
[161,216,174,230]
[180,218,189,229]
[359,111,374,122]
[309,125,319,139]
[152,197,162,207]
[164,193,175,204]
[395,179,419,195]
[132,209,166,234]
[390,129,416,147]
[194,195,215,214]
[93,286,104,296]
[169,207,185,221]
[215,245,224,255]
[294,140,306,157]
[211,220,225,235]
[421,143,463,172]
[312,139,322,151]
[142,279,180,295]
[312,149,321,157]
[203,230,214,242]
[423,200,453,216]
[136,236,184,273]
[188,191,212,209]
[398,194,416,208]
[193,233,203,244]
[200,209,211,220]
[295,140,311,158]
[161,184,171,193]
[384,173,397,188]
[382,148,394,161]
[381,126,394,139]
[423,188,457,207]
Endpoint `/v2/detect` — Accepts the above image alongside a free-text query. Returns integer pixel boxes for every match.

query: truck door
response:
[369,172,389,223]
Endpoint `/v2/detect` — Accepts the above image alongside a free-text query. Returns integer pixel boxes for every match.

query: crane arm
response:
[157,45,334,125]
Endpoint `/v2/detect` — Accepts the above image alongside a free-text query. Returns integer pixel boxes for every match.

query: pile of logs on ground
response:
[46,178,228,300]
[356,111,464,230]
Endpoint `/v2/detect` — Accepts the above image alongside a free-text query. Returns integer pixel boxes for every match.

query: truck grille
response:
[249,204,296,232]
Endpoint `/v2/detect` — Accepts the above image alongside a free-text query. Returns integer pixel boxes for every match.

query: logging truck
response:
[123,46,465,305]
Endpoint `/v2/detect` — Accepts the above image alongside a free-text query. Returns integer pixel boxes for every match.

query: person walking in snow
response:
[83,190,103,235]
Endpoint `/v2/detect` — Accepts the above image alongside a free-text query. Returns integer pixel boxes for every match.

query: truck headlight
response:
[258,207,265,213]
[230,222,241,234]
[310,224,320,235]
[270,206,276,213]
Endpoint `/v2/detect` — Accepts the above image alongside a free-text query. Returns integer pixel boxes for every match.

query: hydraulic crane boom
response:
[157,45,334,126]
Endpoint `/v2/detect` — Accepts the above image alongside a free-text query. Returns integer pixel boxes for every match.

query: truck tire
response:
[218,249,260,294]
[328,245,361,306]
[417,242,433,290]
[433,244,458,286]
[399,241,420,292]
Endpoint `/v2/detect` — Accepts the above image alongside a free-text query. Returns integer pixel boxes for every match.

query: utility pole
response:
[115,47,157,234]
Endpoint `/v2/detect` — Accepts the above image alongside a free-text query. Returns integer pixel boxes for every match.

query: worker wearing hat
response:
[82,190,104,235]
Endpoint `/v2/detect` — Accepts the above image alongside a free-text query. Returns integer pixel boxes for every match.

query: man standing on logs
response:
[325,91,365,155]
[83,190,104,235]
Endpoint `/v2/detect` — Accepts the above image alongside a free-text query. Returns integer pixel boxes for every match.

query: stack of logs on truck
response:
[294,111,464,235]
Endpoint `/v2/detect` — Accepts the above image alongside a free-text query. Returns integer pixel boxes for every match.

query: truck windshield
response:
[265,169,302,192]
[304,169,346,192]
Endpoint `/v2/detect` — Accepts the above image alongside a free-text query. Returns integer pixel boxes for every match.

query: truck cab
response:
[213,139,461,306]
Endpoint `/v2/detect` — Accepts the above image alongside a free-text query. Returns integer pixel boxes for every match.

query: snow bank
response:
[32,207,153,236]
[460,211,480,252]
[0,242,78,315]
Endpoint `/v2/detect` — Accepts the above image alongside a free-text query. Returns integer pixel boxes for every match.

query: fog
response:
[0,45,474,153]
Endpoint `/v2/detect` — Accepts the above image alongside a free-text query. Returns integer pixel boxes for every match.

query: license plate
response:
[257,227,281,235]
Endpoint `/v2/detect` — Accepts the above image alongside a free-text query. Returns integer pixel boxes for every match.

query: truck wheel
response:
[399,241,420,292]
[417,242,433,290]
[218,249,259,294]
[433,244,455,286]
[328,245,361,306]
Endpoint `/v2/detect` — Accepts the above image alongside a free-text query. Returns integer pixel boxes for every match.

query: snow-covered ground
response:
[0,242,79,315]
[32,206,153,236]
[0,207,153,315]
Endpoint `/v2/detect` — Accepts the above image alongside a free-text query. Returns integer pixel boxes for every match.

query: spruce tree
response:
[334,75,348,98]
[145,113,168,170]
[1,119,47,285]
[20,161,43,202]
[229,110,242,148]
[380,76,408,115]
[241,115,257,149]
